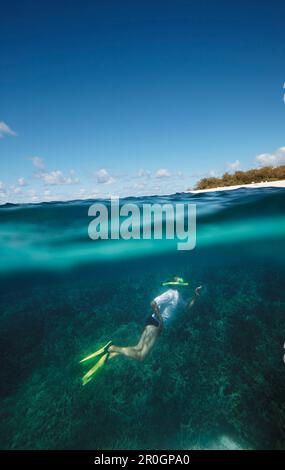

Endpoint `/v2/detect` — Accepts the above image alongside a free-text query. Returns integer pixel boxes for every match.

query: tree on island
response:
[192,165,285,190]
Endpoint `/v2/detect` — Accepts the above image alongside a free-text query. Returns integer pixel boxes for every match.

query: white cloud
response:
[13,187,22,194]
[0,122,17,139]
[133,182,146,190]
[42,190,53,201]
[137,168,150,178]
[226,160,240,171]
[39,169,80,185]
[30,156,80,185]
[27,189,38,202]
[72,188,101,200]
[155,168,171,178]
[30,156,45,169]
[18,177,27,186]
[176,171,185,179]
[256,147,285,167]
[0,181,7,197]
[77,188,86,195]
[95,168,115,184]
[73,188,90,200]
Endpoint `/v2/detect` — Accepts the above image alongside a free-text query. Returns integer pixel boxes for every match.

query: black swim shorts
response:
[145,314,160,328]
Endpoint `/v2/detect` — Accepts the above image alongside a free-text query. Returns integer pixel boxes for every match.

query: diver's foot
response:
[109,351,119,359]
[108,345,121,357]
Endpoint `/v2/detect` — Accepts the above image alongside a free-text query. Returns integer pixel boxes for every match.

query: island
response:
[189,165,285,192]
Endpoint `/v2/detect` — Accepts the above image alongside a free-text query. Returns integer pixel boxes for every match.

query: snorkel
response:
[161,276,189,287]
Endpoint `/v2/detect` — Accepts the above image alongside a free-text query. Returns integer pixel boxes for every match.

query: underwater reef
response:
[0,249,284,450]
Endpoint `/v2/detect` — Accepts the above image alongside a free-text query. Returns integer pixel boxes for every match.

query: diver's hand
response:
[187,286,203,310]
[195,285,203,296]
[151,301,163,330]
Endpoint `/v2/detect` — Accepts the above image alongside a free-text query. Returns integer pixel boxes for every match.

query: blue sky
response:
[1,0,285,203]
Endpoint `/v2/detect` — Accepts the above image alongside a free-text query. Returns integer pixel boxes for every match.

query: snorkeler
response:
[80,277,202,385]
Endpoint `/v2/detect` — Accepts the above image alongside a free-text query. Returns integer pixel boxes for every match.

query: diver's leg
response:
[109,325,160,361]
[137,325,160,360]
[133,326,149,350]
[107,329,149,360]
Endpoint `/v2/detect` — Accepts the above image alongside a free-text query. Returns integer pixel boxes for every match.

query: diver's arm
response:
[187,286,203,310]
[151,301,164,330]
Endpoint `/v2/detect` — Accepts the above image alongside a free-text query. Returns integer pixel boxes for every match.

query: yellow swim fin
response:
[82,352,109,386]
[79,341,112,363]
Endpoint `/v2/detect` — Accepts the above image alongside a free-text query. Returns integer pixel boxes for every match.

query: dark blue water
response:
[0,187,284,449]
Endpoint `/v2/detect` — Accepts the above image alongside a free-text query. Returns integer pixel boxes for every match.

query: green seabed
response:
[0,187,285,449]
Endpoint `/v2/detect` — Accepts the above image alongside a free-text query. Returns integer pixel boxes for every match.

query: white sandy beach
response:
[188,180,285,194]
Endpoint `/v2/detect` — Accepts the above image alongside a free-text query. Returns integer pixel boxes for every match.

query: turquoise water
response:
[0,187,285,449]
